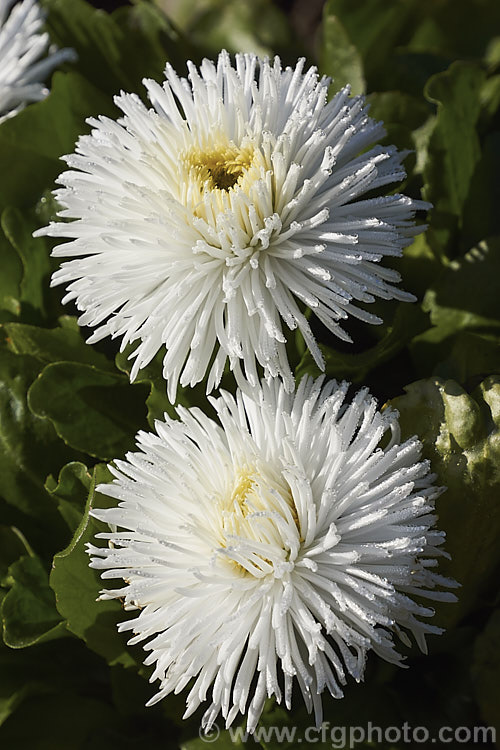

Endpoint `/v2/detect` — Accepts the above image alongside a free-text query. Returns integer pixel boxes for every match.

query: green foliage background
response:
[0,0,499,747]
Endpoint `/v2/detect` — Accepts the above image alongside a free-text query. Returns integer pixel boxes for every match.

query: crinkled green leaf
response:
[1,555,66,648]
[28,361,149,460]
[320,2,365,95]
[49,464,139,668]
[391,376,500,626]
[423,62,486,255]
[472,610,500,735]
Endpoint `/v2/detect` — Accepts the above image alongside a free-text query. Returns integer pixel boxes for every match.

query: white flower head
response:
[88,376,456,733]
[37,52,429,401]
[0,0,75,122]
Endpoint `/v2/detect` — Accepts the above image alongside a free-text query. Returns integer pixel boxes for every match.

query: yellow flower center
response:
[217,466,301,576]
[185,143,255,193]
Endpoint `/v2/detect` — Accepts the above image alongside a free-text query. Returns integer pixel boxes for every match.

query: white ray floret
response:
[38,51,429,400]
[88,376,457,733]
[0,0,75,122]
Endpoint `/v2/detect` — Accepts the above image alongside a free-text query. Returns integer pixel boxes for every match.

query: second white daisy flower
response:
[88,377,456,733]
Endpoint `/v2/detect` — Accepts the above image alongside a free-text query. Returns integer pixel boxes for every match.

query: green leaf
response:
[367,91,431,156]
[0,527,33,587]
[0,675,42,729]
[0,631,124,731]
[324,0,500,94]
[1,555,66,648]
[42,0,184,97]
[0,225,22,319]
[160,0,296,59]
[0,347,76,554]
[320,2,365,95]
[115,345,216,427]
[113,2,188,78]
[0,645,50,728]
[480,75,500,124]
[472,609,500,736]
[49,464,139,668]
[45,462,92,534]
[115,348,175,428]
[321,0,413,88]
[4,319,114,372]
[391,376,500,626]
[423,62,486,255]
[430,330,500,386]
[42,0,145,95]
[406,0,500,61]
[0,72,115,209]
[461,132,500,250]
[412,113,438,177]
[28,361,149,460]
[393,232,443,300]
[1,208,52,319]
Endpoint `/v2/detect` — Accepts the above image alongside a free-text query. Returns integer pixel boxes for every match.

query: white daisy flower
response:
[0,0,75,122]
[88,376,456,733]
[37,52,429,401]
